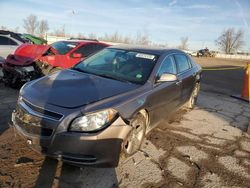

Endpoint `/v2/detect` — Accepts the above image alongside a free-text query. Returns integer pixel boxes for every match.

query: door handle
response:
[176,80,182,85]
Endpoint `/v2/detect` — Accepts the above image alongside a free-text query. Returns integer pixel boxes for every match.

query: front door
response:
[148,55,181,128]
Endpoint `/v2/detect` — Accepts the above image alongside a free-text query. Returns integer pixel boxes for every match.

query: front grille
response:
[15,117,53,136]
[15,106,54,137]
[22,99,63,121]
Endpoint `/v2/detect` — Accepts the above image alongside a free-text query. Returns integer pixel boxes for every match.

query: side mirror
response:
[157,73,177,83]
[72,53,83,58]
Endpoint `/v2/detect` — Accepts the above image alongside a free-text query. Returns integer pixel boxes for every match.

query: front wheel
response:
[123,113,146,156]
[187,82,200,109]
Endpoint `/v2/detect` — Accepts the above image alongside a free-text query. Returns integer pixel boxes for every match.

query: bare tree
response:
[99,32,124,43]
[88,33,97,39]
[0,26,19,32]
[38,20,49,37]
[179,36,189,50]
[152,42,168,48]
[123,36,132,44]
[97,31,152,45]
[23,14,39,34]
[215,28,244,54]
[135,31,150,45]
[13,27,19,33]
[77,33,85,38]
[110,31,121,42]
[0,26,7,30]
[53,25,66,37]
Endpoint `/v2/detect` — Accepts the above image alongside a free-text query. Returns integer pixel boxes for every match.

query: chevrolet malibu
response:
[12,46,202,167]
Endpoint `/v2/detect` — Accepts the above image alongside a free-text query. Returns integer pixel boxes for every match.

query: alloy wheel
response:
[124,114,146,156]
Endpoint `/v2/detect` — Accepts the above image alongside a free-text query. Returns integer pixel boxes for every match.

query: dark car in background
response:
[197,48,215,57]
[12,45,202,167]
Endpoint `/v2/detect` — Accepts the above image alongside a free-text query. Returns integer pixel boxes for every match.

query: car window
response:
[158,56,177,76]
[73,48,158,84]
[187,56,194,68]
[0,36,17,45]
[74,44,107,57]
[174,54,190,73]
[83,48,116,66]
[51,41,79,55]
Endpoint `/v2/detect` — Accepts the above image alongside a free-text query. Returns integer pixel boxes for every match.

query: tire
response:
[122,113,146,157]
[187,82,200,109]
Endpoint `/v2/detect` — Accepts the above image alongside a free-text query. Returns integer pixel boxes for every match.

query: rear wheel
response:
[123,113,146,156]
[187,82,200,109]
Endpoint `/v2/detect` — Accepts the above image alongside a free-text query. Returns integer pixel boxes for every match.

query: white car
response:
[0,31,25,61]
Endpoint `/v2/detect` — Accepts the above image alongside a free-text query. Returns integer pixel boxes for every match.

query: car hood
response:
[6,44,56,66]
[22,69,140,108]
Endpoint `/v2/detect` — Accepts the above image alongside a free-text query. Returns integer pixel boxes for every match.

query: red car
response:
[2,40,109,87]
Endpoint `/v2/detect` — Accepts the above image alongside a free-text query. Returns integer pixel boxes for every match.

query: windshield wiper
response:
[71,67,91,74]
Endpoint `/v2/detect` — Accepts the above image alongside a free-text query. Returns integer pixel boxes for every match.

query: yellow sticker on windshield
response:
[136,53,155,60]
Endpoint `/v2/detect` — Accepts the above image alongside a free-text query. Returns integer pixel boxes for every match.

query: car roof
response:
[0,30,26,43]
[61,40,109,46]
[69,38,98,42]
[108,44,184,56]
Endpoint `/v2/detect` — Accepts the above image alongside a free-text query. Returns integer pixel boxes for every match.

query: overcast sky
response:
[0,0,249,51]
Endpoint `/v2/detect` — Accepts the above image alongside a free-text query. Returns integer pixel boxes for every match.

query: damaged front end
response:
[2,60,41,88]
[2,56,54,88]
[2,44,58,88]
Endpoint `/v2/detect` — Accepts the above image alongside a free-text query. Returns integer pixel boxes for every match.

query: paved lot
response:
[202,68,244,95]
[0,58,249,187]
[193,57,247,95]
[0,84,17,135]
[0,87,249,187]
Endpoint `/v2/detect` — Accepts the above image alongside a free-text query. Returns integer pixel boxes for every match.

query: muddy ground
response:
[193,57,248,67]
[0,57,249,188]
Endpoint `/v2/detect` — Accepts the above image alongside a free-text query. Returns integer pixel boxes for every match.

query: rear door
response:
[0,36,18,58]
[174,53,196,104]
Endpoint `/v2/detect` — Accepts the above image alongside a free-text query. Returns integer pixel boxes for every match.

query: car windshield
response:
[51,41,79,55]
[73,48,158,84]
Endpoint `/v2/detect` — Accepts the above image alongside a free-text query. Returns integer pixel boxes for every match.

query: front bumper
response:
[12,105,131,167]
[2,64,37,85]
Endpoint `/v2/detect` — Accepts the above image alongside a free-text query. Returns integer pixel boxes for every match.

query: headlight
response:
[69,109,117,132]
